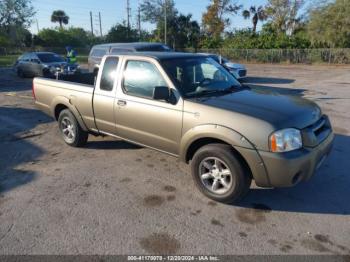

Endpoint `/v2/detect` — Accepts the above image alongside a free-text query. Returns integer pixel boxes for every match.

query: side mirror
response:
[153,86,170,101]
[32,59,40,64]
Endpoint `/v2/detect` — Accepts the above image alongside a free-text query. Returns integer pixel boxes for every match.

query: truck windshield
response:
[162,57,241,98]
[37,53,65,63]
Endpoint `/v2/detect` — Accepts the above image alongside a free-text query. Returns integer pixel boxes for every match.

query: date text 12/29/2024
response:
[128,256,219,261]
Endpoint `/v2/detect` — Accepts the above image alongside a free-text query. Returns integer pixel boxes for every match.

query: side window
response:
[100,57,119,91]
[110,48,132,54]
[123,60,168,99]
[22,54,30,61]
[91,48,107,57]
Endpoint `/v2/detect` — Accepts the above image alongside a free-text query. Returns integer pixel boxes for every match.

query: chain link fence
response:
[0,47,91,56]
[186,48,350,64]
[1,47,350,65]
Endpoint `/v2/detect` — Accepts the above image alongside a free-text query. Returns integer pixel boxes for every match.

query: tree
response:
[0,0,35,47]
[242,6,267,33]
[36,27,91,47]
[140,0,177,23]
[0,0,35,29]
[202,0,241,38]
[140,0,177,43]
[51,10,69,29]
[265,0,305,35]
[106,23,139,43]
[157,13,200,49]
[307,0,350,47]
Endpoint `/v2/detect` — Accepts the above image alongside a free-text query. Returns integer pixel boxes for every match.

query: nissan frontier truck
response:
[33,52,334,203]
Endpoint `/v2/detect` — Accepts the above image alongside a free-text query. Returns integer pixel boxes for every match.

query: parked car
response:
[199,53,247,80]
[88,42,173,74]
[14,52,79,78]
[33,52,334,203]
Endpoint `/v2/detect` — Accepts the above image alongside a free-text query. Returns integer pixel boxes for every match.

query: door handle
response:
[117,100,127,106]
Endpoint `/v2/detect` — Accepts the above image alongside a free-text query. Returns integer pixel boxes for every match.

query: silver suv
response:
[88,42,173,74]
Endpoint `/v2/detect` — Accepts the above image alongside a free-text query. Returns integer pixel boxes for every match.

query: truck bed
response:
[57,73,96,86]
[33,75,96,130]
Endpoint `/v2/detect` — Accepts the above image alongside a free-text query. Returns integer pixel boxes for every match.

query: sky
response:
[29,0,268,35]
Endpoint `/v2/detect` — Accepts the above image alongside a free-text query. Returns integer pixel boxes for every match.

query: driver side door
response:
[115,58,183,155]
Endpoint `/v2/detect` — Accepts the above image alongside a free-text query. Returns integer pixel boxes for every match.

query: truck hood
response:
[224,62,245,69]
[192,89,321,129]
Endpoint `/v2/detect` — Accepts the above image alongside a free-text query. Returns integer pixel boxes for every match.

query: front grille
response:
[302,116,332,147]
[238,70,247,77]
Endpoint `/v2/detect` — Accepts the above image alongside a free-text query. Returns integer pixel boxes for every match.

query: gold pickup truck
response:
[33,52,334,203]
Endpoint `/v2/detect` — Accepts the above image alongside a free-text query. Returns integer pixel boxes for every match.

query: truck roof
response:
[115,52,205,61]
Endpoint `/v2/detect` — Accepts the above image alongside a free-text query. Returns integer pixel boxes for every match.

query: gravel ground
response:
[0,64,349,255]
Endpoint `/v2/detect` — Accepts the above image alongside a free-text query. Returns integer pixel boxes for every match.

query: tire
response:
[58,109,88,147]
[42,69,50,78]
[191,143,251,204]
[17,68,25,78]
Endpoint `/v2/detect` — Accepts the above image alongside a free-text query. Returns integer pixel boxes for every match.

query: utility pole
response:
[90,11,94,36]
[99,12,103,37]
[137,6,141,39]
[36,19,40,33]
[126,0,131,38]
[164,0,167,45]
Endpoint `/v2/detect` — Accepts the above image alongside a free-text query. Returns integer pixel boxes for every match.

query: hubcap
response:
[199,157,233,195]
[60,117,75,143]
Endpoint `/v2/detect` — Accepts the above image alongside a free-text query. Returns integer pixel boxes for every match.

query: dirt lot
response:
[0,64,349,255]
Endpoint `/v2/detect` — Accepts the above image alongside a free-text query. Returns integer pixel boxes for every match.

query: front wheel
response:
[191,144,251,203]
[17,68,25,78]
[58,109,88,147]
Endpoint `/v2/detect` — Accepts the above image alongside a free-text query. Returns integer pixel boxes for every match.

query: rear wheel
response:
[191,144,251,203]
[58,109,88,147]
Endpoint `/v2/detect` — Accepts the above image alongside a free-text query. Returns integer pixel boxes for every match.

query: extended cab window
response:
[100,57,119,91]
[123,60,168,99]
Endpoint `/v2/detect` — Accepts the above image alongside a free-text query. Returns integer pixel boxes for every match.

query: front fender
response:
[179,124,254,162]
[51,96,88,132]
[179,124,270,187]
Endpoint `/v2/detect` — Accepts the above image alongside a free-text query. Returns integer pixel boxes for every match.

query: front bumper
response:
[257,131,334,187]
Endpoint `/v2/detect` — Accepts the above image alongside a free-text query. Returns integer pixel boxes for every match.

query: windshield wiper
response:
[186,89,224,98]
[185,85,242,98]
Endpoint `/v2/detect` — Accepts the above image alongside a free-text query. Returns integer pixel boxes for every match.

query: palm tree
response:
[51,10,69,29]
[242,6,267,33]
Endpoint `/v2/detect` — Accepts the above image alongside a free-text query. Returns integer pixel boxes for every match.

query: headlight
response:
[270,128,302,152]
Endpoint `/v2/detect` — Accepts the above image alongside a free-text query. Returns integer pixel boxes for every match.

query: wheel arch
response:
[51,97,88,132]
[180,125,253,161]
[180,124,270,187]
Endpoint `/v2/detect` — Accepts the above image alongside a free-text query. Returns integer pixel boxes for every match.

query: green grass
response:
[0,55,88,67]
[0,55,18,67]
[76,56,88,64]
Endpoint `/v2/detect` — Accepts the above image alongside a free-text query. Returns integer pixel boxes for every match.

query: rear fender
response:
[51,96,88,131]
